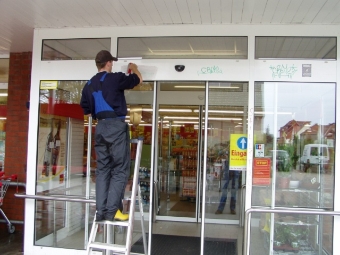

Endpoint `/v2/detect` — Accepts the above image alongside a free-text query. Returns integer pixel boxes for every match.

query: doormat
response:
[131,234,236,255]
[169,201,196,212]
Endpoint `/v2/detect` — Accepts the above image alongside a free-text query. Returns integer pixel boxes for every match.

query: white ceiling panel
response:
[300,0,327,24]
[152,0,173,24]
[291,0,312,24]
[198,0,211,24]
[280,0,304,23]
[241,0,256,24]
[311,0,339,24]
[251,0,269,23]
[210,0,222,24]
[98,1,123,26]
[119,0,145,25]
[141,0,163,25]
[0,0,340,55]
[165,0,183,24]
[270,0,291,23]
[220,0,233,23]
[187,0,203,24]
[230,0,244,24]
[175,0,192,24]
[110,0,137,25]
[261,0,280,24]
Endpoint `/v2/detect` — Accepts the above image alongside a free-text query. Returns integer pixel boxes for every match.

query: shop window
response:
[251,81,335,254]
[42,38,111,60]
[117,36,248,59]
[35,79,154,249]
[0,58,9,83]
[255,36,337,59]
[0,59,8,171]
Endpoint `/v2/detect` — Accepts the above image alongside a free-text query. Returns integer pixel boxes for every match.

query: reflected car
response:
[267,150,290,171]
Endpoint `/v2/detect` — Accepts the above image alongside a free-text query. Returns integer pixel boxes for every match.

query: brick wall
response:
[1,52,32,231]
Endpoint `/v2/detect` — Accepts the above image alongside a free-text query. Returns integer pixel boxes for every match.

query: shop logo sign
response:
[198,66,222,75]
[270,64,297,79]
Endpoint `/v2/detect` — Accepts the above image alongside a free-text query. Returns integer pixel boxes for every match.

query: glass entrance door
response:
[157,104,201,219]
[156,81,249,225]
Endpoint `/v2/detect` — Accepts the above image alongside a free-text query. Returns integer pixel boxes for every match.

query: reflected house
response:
[278,120,311,144]
[299,123,335,146]
[279,120,335,146]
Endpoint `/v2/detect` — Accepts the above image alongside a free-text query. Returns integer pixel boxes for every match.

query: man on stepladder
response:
[80,50,143,221]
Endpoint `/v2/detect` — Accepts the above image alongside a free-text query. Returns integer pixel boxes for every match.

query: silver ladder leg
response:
[138,181,147,255]
[86,138,146,255]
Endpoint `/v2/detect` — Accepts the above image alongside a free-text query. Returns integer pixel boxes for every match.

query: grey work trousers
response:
[94,118,130,220]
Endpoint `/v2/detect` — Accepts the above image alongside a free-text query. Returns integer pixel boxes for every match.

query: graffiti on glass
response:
[198,66,222,75]
[270,64,297,79]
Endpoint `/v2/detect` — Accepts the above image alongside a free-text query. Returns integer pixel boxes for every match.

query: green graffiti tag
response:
[198,66,222,75]
[270,64,297,79]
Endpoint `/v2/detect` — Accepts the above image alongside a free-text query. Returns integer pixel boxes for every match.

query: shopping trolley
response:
[0,171,18,233]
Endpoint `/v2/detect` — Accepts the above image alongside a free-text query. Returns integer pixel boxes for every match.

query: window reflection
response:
[42,38,111,60]
[252,82,335,254]
[36,81,153,249]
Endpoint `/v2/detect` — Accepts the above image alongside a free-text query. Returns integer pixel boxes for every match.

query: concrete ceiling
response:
[1,0,340,56]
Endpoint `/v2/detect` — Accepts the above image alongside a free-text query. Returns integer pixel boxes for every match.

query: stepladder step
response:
[95,220,129,227]
[88,242,126,252]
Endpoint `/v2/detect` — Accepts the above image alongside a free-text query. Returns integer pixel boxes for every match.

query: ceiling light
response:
[134,108,192,113]
[118,57,142,60]
[164,116,198,120]
[0,93,8,97]
[207,117,242,121]
[174,86,205,89]
[173,121,198,124]
[255,111,292,115]
[160,109,192,112]
[174,85,239,89]
[164,124,183,127]
[194,110,244,114]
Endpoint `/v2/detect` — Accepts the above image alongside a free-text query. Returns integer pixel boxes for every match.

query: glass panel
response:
[118,37,248,59]
[42,38,111,60]
[157,104,201,217]
[36,80,90,248]
[0,59,8,171]
[251,82,335,253]
[249,212,333,255]
[35,80,154,248]
[203,82,248,253]
[204,82,248,219]
[0,58,9,83]
[255,37,337,59]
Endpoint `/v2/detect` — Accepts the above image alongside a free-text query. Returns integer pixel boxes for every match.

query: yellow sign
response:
[230,134,247,171]
[40,80,58,90]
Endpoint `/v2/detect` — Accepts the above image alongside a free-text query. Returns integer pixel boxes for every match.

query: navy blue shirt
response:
[80,71,140,119]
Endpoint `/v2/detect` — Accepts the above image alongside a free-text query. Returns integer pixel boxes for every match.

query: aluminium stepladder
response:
[87,138,147,255]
